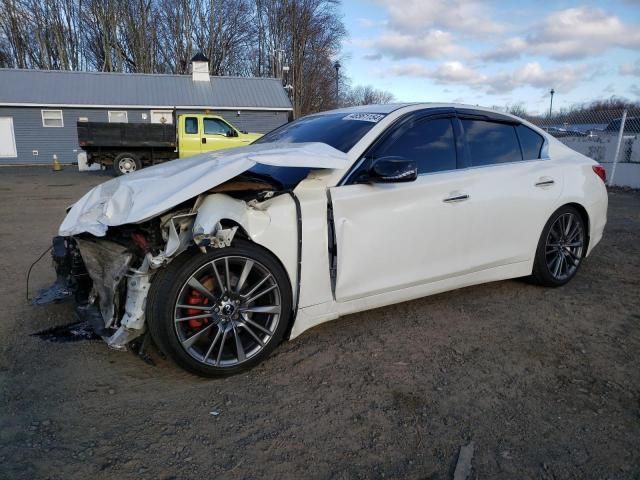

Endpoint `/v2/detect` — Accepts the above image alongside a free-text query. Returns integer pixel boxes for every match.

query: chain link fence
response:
[524,108,640,188]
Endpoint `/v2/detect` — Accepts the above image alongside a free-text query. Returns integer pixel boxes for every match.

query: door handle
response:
[443,193,470,203]
[535,178,555,187]
[201,138,207,144]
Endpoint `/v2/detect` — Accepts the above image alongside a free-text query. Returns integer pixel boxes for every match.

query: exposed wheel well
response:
[563,202,590,252]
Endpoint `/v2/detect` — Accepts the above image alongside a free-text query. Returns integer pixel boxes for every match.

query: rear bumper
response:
[586,187,608,256]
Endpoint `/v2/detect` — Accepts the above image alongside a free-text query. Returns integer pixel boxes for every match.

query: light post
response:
[549,88,555,118]
[334,60,341,107]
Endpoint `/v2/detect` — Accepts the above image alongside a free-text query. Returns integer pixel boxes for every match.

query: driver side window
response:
[203,118,232,135]
[372,117,457,174]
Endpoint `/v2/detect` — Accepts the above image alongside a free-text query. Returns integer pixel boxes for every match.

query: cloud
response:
[363,0,499,61]
[367,30,464,60]
[431,61,487,85]
[375,0,504,36]
[480,8,640,62]
[620,60,640,76]
[481,37,528,62]
[487,62,586,93]
[390,61,588,94]
[363,52,383,61]
[356,17,386,29]
[630,84,640,97]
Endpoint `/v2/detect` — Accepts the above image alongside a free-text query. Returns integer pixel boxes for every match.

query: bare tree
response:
[0,0,349,115]
[156,0,195,74]
[0,0,31,68]
[343,85,395,106]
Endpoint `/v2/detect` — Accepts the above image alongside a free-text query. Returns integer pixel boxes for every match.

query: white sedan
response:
[38,103,608,377]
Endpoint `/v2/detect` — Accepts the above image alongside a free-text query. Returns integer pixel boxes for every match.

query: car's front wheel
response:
[531,206,586,287]
[147,240,292,377]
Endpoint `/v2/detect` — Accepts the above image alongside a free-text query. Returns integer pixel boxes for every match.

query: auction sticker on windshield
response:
[342,113,385,123]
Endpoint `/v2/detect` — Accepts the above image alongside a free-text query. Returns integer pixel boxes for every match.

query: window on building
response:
[371,117,457,174]
[461,119,522,166]
[150,110,173,124]
[108,111,128,123]
[41,110,64,128]
[184,117,198,134]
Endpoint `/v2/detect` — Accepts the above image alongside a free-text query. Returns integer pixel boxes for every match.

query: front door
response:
[0,117,17,158]
[330,114,475,302]
[201,117,240,153]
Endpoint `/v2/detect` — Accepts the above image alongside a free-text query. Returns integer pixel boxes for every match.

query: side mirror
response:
[225,130,235,137]
[369,157,418,183]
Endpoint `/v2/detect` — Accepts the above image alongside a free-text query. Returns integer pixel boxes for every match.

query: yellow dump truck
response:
[77,114,263,176]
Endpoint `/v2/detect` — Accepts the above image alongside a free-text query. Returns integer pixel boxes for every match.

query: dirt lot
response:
[0,166,639,480]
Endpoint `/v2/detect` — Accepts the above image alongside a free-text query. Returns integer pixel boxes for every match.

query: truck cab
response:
[177,114,263,158]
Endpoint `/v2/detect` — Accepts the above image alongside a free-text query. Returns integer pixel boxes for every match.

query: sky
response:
[340,0,640,114]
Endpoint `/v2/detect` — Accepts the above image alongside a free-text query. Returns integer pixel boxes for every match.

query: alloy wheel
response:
[545,212,584,281]
[173,255,282,367]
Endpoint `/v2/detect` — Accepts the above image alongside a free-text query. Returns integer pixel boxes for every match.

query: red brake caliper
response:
[185,290,210,329]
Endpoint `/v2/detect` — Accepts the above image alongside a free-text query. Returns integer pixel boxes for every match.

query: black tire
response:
[113,152,142,176]
[531,205,586,287]
[146,240,292,377]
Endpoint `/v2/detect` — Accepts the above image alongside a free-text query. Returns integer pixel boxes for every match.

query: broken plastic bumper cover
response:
[33,236,85,305]
[35,235,143,348]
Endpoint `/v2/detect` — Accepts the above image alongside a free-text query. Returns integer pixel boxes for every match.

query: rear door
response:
[454,114,563,269]
[178,115,201,158]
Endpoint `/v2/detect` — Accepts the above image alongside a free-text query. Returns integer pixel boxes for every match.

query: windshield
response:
[253,112,386,153]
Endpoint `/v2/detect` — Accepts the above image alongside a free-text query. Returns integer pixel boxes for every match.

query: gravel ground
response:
[1,166,639,480]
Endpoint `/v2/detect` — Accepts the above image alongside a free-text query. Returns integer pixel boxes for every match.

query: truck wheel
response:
[113,153,142,176]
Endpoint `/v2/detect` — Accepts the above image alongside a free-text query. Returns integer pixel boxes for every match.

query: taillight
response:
[592,165,606,183]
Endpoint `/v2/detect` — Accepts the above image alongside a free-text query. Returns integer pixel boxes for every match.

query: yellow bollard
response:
[52,154,63,171]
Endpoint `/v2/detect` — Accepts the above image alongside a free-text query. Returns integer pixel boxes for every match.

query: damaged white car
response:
[36,104,608,377]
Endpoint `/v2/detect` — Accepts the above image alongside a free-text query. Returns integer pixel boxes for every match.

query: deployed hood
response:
[60,142,348,237]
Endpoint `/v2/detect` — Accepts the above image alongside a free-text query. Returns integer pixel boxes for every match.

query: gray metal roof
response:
[0,69,292,110]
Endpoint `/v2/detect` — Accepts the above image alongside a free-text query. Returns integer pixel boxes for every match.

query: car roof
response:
[318,102,522,119]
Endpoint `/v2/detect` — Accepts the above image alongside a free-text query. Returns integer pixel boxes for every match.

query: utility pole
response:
[549,88,555,118]
[334,61,341,107]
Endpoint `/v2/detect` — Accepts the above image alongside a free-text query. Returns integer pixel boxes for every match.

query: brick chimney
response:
[191,52,210,82]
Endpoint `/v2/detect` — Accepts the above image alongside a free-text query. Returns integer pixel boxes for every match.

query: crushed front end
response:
[33,186,270,350]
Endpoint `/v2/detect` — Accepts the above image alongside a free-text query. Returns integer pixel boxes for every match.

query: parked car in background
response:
[541,126,587,137]
[38,103,608,377]
[604,116,640,134]
[78,114,262,175]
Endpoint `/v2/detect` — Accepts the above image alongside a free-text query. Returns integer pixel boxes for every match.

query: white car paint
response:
[56,103,608,346]
[287,104,607,338]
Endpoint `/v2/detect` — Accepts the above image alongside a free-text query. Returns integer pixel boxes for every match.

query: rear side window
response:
[516,125,544,160]
[372,117,457,174]
[462,119,521,166]
[184,117,198,134]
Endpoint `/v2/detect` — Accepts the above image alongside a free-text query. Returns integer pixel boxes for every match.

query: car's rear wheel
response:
[531,206,586,287]
[147,240,292,377]
[113,152,141,176]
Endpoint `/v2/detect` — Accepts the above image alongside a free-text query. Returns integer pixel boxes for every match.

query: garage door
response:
[0,117,17,158]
